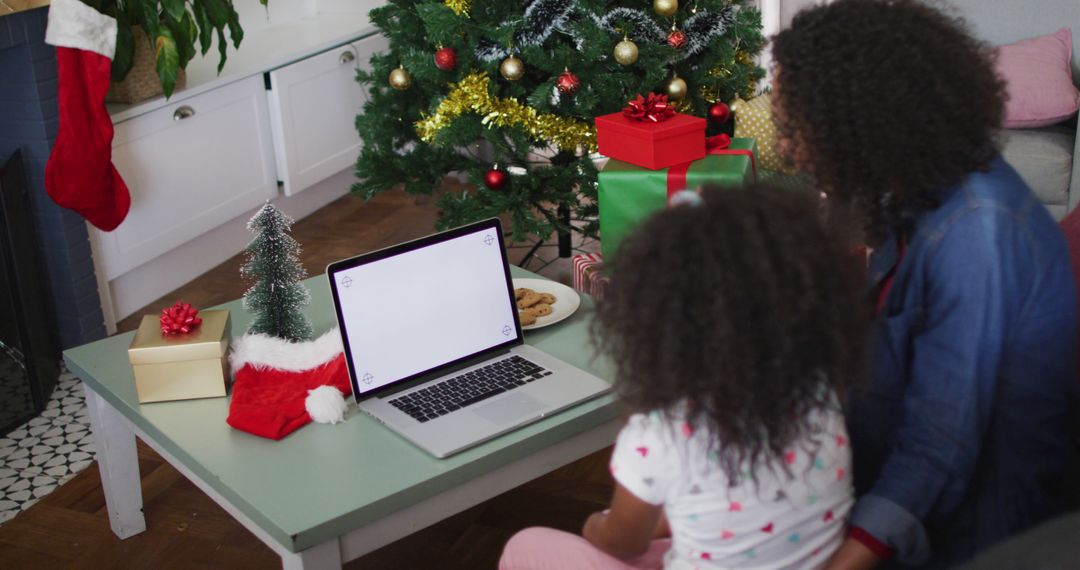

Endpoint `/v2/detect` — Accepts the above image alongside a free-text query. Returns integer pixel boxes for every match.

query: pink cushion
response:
[996,28,1080,129]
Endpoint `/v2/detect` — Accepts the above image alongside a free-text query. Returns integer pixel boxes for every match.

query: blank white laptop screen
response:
[333,226,519,395]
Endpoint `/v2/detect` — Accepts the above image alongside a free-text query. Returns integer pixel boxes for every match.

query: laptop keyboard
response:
[387,355,552,423]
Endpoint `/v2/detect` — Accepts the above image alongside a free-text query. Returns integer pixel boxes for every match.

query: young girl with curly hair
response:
[770,1,1079,568]
[499,185,869,569]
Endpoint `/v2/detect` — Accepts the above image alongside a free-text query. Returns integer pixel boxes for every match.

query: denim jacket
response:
[847,157,1079,568]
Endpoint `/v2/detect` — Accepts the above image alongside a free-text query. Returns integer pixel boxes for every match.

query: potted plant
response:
[79,0,266,101]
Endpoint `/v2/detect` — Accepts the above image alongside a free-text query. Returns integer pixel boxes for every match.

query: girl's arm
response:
[653,510,671,539]
[582,482,664,560]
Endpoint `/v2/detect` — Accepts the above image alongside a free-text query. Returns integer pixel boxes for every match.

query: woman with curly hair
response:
[499,185,869,569]
[771,1,1079,568]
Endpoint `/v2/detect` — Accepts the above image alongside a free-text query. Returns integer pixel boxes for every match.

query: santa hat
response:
[44,0,131,231]
[227,329,353,441]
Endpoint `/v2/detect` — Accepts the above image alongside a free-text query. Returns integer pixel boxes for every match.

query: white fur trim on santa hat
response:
[229,329,344,373]
[45,0,117,59]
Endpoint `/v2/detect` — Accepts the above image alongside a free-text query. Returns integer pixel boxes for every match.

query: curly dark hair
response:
[592,185,868,481]
[771,0,1005,239]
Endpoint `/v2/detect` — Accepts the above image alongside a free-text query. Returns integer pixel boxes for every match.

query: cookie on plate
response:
[529,303,553,317]
[517,292,542,309]
[539,293,556,305]
[519,311,538,326]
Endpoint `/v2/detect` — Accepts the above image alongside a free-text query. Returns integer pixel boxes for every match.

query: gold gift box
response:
[128,310,230,403]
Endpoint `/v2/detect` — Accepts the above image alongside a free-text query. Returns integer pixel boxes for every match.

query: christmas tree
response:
[353,0,765,243]
[241,203,313,341]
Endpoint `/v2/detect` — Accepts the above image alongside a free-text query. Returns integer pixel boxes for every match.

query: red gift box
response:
[595,112,706,170]
[572,253,610,300]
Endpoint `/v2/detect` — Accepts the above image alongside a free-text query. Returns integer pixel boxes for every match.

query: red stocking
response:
[44,0,130,231]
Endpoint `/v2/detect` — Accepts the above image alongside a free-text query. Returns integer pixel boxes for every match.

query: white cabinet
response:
[92,3,385,328]
[99,75,278,280]
[267,34,388,195]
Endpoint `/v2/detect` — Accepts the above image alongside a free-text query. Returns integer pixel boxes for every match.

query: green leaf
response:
[168,11,196,68]
[216,27,228,74]
[192,2,213,55]
[162,0,185,22]
[154,28,180,99]
[137,0,160,38]
[226,4,244,48]
[202,0,230,27]
[111,15,135,81]
[183,9,198,49]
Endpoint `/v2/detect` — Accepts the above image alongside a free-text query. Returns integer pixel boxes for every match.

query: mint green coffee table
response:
[64,267,618,569]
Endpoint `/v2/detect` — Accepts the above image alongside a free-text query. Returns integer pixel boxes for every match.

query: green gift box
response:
[598,137,758,262]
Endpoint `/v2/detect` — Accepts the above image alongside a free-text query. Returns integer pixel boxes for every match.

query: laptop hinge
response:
[377,347,514,398]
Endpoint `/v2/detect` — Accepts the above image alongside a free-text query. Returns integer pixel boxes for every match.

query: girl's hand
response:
[582,483,663,560]
[824,537,882,570]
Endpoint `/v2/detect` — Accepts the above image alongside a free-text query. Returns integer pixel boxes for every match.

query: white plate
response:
[513,278,581,331]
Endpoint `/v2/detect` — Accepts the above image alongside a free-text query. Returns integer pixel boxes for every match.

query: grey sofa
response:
[940,0,1080,220]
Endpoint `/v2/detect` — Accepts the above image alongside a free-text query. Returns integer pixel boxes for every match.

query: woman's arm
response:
[850,211,1020,565]
[582,482,663,560]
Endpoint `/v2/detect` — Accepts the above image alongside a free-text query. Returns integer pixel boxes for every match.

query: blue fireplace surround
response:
[0,6,106,350]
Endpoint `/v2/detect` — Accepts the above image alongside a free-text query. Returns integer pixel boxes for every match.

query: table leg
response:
[83,382,147,539]
[281,538,342,570]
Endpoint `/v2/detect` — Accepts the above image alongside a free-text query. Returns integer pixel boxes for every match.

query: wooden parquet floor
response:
[0,185,613,569]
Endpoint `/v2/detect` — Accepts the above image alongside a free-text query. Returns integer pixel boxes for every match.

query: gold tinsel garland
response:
[444,0,469,16]
[415,72,597,152]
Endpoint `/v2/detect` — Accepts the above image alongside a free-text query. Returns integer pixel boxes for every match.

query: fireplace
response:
[0,151,59,435]
[0,5,107,354]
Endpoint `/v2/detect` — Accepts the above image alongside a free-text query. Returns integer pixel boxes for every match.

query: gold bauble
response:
[613,39,639,65]
[653,0,678,17]
[499,56,525,81]
[388,66,412,90]
[666,75,688,100]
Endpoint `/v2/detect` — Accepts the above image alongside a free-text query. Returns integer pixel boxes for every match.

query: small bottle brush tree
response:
[241,203,313,341]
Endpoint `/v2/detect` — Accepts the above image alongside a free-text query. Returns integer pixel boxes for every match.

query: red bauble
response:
[434,47,457,71]
[160,300,202,335]
[484,169,508,190]
[708,101,731,124]
[556,70,581,96]
[667,29,688,50]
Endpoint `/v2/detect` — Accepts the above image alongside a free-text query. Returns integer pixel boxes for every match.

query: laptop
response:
[326,218,611,458]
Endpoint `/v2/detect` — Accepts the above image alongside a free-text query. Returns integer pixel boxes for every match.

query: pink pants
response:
[499,527,672,570]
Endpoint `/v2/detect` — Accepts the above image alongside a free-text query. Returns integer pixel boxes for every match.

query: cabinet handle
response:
[339,50,355,65]
[173,106,196,121]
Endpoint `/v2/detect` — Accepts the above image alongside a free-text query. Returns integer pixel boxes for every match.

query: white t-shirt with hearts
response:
[609,406,854,569]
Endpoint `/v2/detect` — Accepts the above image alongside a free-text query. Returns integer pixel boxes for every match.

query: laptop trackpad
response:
[473,393,544,425]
